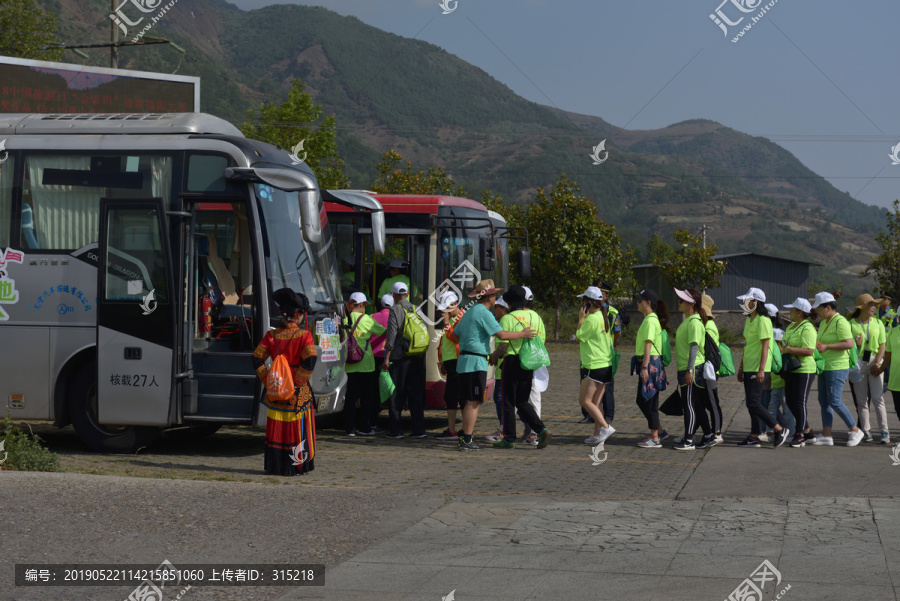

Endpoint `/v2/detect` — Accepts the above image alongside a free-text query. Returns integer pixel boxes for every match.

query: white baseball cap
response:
[391,281,408,295]
[495,296,509,309]
[737,287,766,303]
[436,290,459,311]
[764,303,779,316]
[812,291,836,308]
[348,292,368,305]
[576,286,604,301]
[380,293,394,308]
[674,288,695,304]
[783,297,811,313]
[523,286,534,301]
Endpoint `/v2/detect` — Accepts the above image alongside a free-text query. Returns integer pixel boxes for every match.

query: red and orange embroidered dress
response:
[252,323,318,476]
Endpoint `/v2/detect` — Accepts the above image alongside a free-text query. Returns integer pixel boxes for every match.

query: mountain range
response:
[42,0,888,290]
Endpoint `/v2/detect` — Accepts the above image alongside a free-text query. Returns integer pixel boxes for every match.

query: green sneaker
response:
[537,428,552,449]
[492,439,515,449]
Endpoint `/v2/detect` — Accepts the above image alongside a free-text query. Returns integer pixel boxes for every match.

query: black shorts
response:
[459,371,487,403]
[443,360,464,410]
[585,366,613,384]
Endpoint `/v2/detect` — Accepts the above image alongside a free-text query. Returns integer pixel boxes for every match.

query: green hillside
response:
[39,0,887,285]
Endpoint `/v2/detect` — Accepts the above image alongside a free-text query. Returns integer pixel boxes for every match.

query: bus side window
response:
[0,158,12,249]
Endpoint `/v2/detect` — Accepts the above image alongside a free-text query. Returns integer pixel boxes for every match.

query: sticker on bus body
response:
[0,248,24,321]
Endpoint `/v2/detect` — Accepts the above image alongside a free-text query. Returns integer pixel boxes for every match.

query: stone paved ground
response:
[9,343,900,601]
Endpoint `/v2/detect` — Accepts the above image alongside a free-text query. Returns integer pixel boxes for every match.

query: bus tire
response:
[69,361,161,454]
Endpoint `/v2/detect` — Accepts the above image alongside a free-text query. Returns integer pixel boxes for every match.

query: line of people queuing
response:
[628,285,900,450]
[251,279,900,475]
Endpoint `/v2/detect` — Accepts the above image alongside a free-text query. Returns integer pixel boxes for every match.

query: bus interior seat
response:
[201,234,239,305]
[21,204,40,249]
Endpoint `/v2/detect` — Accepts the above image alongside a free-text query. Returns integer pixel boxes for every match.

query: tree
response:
[648,229,726,291]
[242,79,349,189]
[861,199,900,295]
[524,174,635,339]
[0,0,63,61]
[370,150,469,197]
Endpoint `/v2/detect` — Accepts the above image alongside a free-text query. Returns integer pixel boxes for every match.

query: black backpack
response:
[704,332,721,373]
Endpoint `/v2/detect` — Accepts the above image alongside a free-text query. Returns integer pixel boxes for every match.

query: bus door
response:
[186,201,258,422]
[96,198,176,426]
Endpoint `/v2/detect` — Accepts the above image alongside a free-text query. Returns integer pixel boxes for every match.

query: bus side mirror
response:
[371,211,386,256]
[517,248,531,278]
[299,190,322,244]
[480,238,495,271]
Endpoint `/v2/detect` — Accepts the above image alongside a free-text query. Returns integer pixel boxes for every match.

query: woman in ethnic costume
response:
[252,288,318,476]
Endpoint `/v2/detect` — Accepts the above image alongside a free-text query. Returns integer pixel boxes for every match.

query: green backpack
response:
[717,343,735,377]
[660,330,672,367]
[402,308,429,356]
[770,339,782,374]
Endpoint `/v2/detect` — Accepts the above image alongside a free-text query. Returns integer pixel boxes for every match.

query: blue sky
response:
[225,0,900,210]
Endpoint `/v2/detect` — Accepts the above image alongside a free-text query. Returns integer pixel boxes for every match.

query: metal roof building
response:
[632,252,822,310]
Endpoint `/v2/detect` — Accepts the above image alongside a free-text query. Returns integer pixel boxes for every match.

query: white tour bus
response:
[0,113,384,453]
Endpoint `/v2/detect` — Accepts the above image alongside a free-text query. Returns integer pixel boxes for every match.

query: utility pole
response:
[700,224,710,249]
[111,0,118,68]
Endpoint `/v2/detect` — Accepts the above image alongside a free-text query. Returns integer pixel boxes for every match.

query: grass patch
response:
[0,416,61,472]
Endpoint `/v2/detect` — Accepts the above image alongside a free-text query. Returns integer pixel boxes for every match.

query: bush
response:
[0,416,60,472]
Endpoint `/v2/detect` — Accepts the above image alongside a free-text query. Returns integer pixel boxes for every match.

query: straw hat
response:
[468,279,502,298]
[855,293,880,309]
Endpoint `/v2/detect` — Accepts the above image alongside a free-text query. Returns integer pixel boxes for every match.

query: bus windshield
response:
[255,184,341,312]
[437,206,503,295]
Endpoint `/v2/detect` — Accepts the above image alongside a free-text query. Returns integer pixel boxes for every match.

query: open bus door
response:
[95,199,176,436]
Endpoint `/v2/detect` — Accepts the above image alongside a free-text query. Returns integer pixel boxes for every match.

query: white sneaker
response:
[812,435,834,446]
[584,435,602,445]
[758,433,770,443]
[597,426,616,442]
[847,429,865,447]
[715,434,724,444]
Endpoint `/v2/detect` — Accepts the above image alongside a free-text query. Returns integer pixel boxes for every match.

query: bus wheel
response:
[70,362,161,454]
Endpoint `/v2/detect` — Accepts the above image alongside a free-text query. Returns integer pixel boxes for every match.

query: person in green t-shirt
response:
[699,294,724,444]
[492,285,550,449]
[377,258,411,300]
[486,296,511,443]
[735,287,788,448]
[633,288,670,448]
[848,293,888,443]
[435,290,465,441]
[672,288,713,450]
[811,291,864,447]
[780,297,818,446]
[342,292,386,437]
[575,286,615,445]
[873,325,900,428]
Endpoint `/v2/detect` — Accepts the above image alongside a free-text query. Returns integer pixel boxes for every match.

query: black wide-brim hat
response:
[273,288,310,315]
[502,285,528,310]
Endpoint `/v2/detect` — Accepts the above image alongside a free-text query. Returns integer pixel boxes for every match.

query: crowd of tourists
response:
[251,279,900,474]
